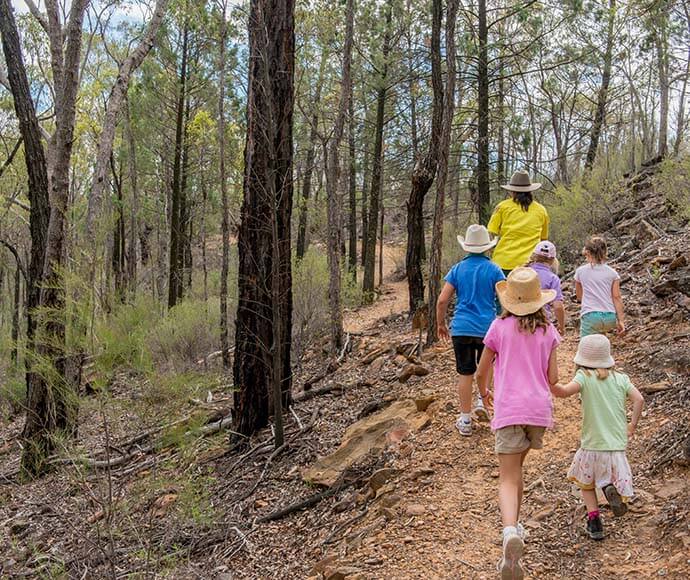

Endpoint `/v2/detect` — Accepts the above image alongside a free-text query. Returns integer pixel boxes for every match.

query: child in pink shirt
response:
[476,267,560,579]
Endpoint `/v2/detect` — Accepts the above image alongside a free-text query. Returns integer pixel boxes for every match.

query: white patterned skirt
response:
[567,448,634,501]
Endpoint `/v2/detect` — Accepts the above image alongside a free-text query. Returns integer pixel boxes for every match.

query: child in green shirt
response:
[550,334,644,541]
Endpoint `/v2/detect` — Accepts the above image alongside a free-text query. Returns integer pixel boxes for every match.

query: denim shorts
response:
[580,311,617,337]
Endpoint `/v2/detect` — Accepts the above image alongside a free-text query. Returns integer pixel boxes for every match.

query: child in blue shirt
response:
[437,224,505,436]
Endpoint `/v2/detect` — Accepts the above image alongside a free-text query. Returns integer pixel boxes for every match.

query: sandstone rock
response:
[414,392,436,411]
[669,254,688,271]
[378,493,402,508]
[398,364,430,383]
[410,467,435,480]
[310,555,338,575]
[405,504,426,516]
[369,468,400,492]
[370,357,385,374]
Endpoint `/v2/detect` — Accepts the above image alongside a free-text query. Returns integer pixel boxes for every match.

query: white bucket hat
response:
[495,267,556,316]
[457,224,497,254]
[574,334,615,369]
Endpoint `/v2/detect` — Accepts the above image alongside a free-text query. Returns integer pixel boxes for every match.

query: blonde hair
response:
[577,365,616,380]
[526,254,560,274]
[584,236,607,264]
[500,307,549,334]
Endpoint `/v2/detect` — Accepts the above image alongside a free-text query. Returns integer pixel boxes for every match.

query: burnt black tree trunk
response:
[168,23,189,308]
[233,0,295,437]
[405,0,443,313]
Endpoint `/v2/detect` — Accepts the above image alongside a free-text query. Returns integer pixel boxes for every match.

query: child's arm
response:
[550,380,581,398]
[436,283,455,342]
[475,346,495,404]
[627,386,644,438]
[547,346,559,386]
[553,300,566,334]
[611,279,626,335]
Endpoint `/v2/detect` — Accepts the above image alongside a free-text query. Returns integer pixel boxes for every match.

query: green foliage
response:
[545,182,616,267]
[0,370,25,416]
[94,297,157,379]
[146,299,221,372]
[653,156,690,222]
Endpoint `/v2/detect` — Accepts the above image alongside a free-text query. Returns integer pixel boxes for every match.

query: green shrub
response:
[0,370,25,416]
[146,298,220,372]
[94,296,158,379]
[653,156,690,222]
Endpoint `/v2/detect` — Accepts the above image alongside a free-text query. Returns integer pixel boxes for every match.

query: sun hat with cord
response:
[495,267,556,316]
[501,169,542,192]
[573,334,615,369]
[457,224,498,254]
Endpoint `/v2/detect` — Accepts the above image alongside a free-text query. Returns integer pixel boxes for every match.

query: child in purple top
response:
[475,267,560,579]
[527,241,565,334]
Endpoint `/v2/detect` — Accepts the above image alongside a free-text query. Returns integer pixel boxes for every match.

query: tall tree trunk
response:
[0,0,50,351]
[234,0,294,437]
[360,109,370,267]
[584,0,615,172]
[110,153,126,300]
[296,51,327,260]
[218,2,232,368]
[674,45,690,156]
[168,24,189,309]
[124,98,138,294]
[405,0,443,312]
[655,0,670,159]
[378,199,384,286]
[21,0,89,477]
[347,84,358,274]
[363,0,392,301]
[427,0,457,346]
[325,0,354,352]
[11,264,20,365]
[476,0,490,224]
[85,0,169,238]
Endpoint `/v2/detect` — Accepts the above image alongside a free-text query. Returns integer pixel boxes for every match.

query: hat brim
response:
[573,353,615,369]
[495,281,557,316]
[501,183,542,192]
[457,235,497,254]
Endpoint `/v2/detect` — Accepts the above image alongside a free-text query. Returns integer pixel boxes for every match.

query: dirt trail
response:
[331,247,687,579]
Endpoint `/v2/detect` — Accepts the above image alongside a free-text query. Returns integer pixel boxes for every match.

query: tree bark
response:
[363,0,392,300]
[476,0,490,224]
[0,0,50,351]
[168,24,190,309]
[347,81,357,274]
[324,0,354,352]
[404,0,443,313]
[218,2,231,368]
[233,0,294,437]
[124,98,138,294]
[21,0,89,477]
[655,0,670,159]
[427,0,458,346]
[584,0,615,172]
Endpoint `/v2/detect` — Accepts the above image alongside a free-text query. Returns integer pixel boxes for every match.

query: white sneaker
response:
[517,522,527,541]
[455,416,472,437]
[499,529,524,580]
[473,397,490,422]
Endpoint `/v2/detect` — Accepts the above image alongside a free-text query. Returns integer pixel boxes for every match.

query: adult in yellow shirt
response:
[487,170,550,274]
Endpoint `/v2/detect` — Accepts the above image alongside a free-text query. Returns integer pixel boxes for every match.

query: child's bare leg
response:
[457,374,473,414]
[582,488,599,512]
[516,449,529,519]
[498,451,526,527]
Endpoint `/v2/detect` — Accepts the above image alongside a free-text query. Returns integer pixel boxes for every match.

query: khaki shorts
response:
[495,425,546,454]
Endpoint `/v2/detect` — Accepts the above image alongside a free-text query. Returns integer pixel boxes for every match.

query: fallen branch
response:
[336,333,351,364]
[237,443,288,502]
[294,383,343,402]
[361,346,390,365]
[255,487,340,523]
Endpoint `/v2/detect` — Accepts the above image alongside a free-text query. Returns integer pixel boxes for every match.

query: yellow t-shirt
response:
[487,199,549,270]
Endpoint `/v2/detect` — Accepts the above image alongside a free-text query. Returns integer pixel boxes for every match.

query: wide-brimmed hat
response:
[457,224,497,254]
[574,334,615,368]
[534,240,557,259]
[496,267,556,316]
[501,170,542,192]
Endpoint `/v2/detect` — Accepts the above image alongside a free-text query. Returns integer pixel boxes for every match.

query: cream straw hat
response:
[456,224,497,254]
[495,267,556,316]
[573,334,615,368]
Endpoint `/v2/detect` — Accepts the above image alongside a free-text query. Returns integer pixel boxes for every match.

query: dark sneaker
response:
[586,515,605,540]
[603,484,628,517]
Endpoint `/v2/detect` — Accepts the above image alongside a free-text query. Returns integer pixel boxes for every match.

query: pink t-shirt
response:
[483,316,561,430]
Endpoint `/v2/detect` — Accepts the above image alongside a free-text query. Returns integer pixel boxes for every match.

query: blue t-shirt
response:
[444,255,505,337]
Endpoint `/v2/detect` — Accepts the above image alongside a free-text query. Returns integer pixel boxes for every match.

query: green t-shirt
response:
[574,369,633,451]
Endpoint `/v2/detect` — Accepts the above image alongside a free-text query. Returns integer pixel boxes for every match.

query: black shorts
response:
[451,336,485,375]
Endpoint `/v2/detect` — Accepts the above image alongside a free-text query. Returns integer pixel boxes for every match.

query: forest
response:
[0,0,689,578]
